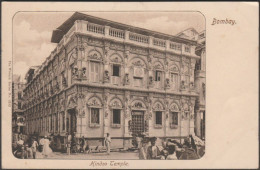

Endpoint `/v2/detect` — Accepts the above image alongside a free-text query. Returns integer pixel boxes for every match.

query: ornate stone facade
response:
[23,12,202,149]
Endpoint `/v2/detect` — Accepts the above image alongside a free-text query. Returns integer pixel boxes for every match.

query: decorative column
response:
[189,98,196,135]
[164,58,170,90]
[190,58,196,91]
[148,50,154,88]
[103,41,110,84]
[146,93,154,137]
[124,91,131,137]
[103,89,110,136]
[164,97,170,136]
[123,91,131,149]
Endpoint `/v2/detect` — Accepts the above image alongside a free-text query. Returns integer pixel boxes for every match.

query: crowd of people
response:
[137,134,205,160]
[13,135,53,159]
[12,132,204,160]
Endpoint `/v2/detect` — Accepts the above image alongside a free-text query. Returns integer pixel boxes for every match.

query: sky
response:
[13,12,205,81]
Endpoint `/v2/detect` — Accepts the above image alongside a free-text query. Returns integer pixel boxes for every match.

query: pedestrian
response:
[17,137,24,146]
[66,134,71,155]
[104,133,111,154]
[166,145,178,160]
[80,136,86,153]
[139,137,149,160]
[31,137,38,159]
[136,133,142,149]
[42,136,52,157]
[25,144,33,159]
[147,137,162,159]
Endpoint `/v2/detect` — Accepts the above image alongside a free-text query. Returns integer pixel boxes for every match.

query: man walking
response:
[104,133,111,154]
[31,137,38,159]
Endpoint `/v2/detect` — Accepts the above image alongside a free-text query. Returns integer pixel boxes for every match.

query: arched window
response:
[88,50,102,83]
[169,103,180,129]
[110,54,123,85]
[153,61,164,89]
[109,98,123,127]
[153,101,165,128]
[169,64,180,91]
[87,96,102,127]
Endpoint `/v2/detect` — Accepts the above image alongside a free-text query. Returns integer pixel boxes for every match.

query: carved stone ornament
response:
[110,99,123,109]
[132,60,144,67]
[88,53,102,61]
[124,73,130,85]
[170,65,179,72]
[105,111,109,118]
[124,51,129,59]
[87,97,102,107]
[149,76,153,86]
[67,95,77,109]
[131,101,146,110]
[104,70,110,83]
[165,78,170,88]
[153,63,163,70]
[169,103,180,112]
[153,102,164,111]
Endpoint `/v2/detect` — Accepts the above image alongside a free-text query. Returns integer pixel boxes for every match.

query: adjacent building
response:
[23,12,203,149]
[176,28,206,139]
[12,75,26,134]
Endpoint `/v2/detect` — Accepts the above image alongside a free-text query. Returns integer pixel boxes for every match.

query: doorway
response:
[68,108,77,135]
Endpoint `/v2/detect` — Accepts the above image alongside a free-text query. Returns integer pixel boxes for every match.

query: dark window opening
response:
[155,111,162,125]
[113,109,121,124]
[113,65,120,77]
[91,108,100,124]
[18,92,22,100]
[155,71,162,81]
[18,102,21,109]
[172,112,178,125]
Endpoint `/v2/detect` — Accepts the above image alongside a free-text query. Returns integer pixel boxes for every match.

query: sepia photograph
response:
[2,2,258,169]
[12,11,206,160]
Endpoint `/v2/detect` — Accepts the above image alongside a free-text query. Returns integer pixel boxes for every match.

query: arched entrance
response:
[67,108,77,135]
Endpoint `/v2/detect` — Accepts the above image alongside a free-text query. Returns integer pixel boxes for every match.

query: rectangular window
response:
[62,113,65,130]
[112,65,120,77]
[170,73,178,90]
[155,111,162,125]
[113,109,121,124]
[56,114,58,131]
[171,112,178,125]
[155,71,162,81]
[91,108,100,124]
[18,92,22,100]
[90,62,99,82]
[18,102,21,109]
[50,116,53,131]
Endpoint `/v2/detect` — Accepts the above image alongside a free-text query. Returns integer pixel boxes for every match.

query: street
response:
[36,150,139,159]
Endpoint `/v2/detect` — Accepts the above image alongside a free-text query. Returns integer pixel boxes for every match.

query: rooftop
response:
[51,12,197,45]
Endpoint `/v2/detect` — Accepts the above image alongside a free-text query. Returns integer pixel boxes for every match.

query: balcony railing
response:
[170,42,182,51]
[129,32,149,44]
[109,27,125,39]
[153,38,166,47]
[87,23,105,34]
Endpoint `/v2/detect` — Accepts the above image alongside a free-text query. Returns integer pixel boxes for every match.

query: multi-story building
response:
[194,31,206,140]
[176,28,206,140]
[23,12,202,149]
[12,75,26,134]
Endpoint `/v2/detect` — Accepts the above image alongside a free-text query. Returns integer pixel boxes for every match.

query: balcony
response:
[54,20,199,59]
